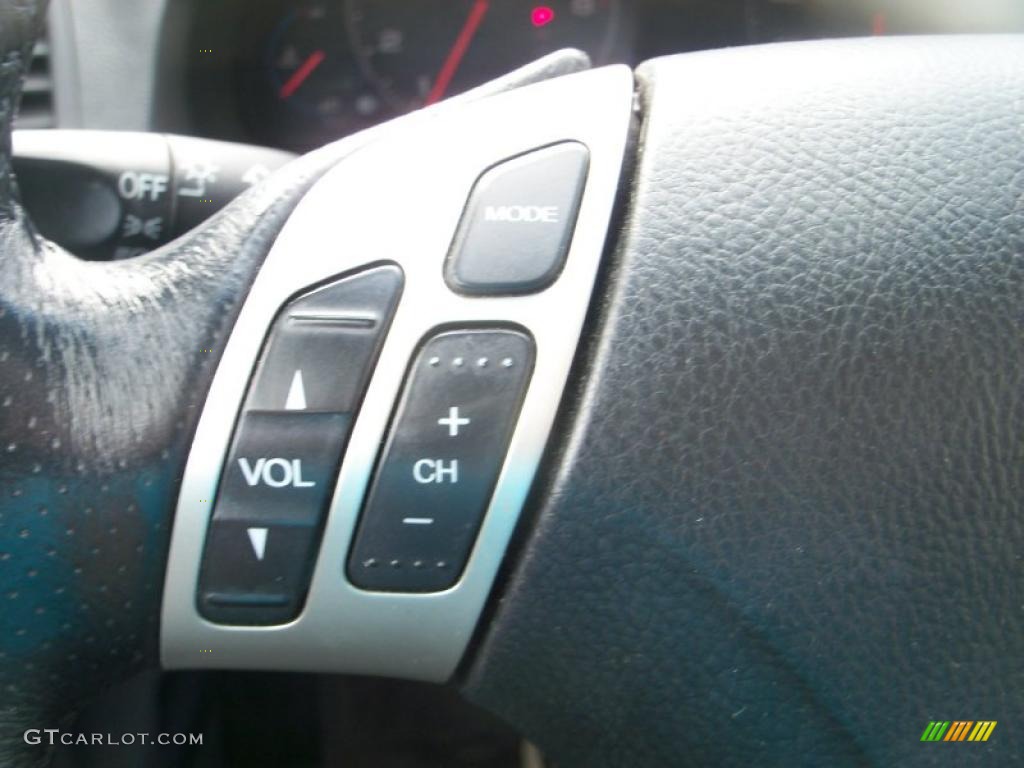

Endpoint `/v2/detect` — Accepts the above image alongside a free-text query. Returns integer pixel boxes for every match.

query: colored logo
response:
[921,721,996,742]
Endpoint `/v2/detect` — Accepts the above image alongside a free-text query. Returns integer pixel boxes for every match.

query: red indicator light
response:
[531,6,555,27]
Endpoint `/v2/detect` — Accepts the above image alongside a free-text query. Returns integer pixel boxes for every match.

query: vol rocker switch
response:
[197,266,402,625]
[347,329,534,592]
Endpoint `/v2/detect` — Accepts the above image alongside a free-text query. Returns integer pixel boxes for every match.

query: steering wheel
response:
[2,0,1021,765]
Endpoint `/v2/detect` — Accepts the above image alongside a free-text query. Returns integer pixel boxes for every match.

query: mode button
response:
[445,142,589,296]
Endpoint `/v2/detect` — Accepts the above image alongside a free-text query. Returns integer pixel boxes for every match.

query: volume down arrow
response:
[246,527,268,560]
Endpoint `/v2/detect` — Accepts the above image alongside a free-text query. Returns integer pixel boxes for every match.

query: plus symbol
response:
[438,406,471,437]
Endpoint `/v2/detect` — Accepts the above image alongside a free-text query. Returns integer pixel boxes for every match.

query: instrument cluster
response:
[182,0,1024,151]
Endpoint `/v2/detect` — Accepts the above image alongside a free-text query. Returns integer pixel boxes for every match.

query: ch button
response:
[347,329,534,592]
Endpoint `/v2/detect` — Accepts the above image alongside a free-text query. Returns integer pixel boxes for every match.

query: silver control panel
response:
[161,65,634,682]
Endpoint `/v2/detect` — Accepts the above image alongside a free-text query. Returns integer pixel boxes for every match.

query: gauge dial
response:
[266,0,385,128]
[346,0,621,113]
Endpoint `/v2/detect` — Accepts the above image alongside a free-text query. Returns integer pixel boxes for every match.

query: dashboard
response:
[170,0,1024,151]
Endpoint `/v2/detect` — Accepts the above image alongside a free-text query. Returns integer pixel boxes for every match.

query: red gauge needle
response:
[279,49,326,100]
[425,0,490,105]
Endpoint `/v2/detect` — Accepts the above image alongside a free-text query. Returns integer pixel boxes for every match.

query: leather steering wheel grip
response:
[0,1,378,761]
[461,38,1024,767]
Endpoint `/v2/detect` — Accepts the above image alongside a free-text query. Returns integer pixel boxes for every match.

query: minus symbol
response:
[402,517,434,525]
